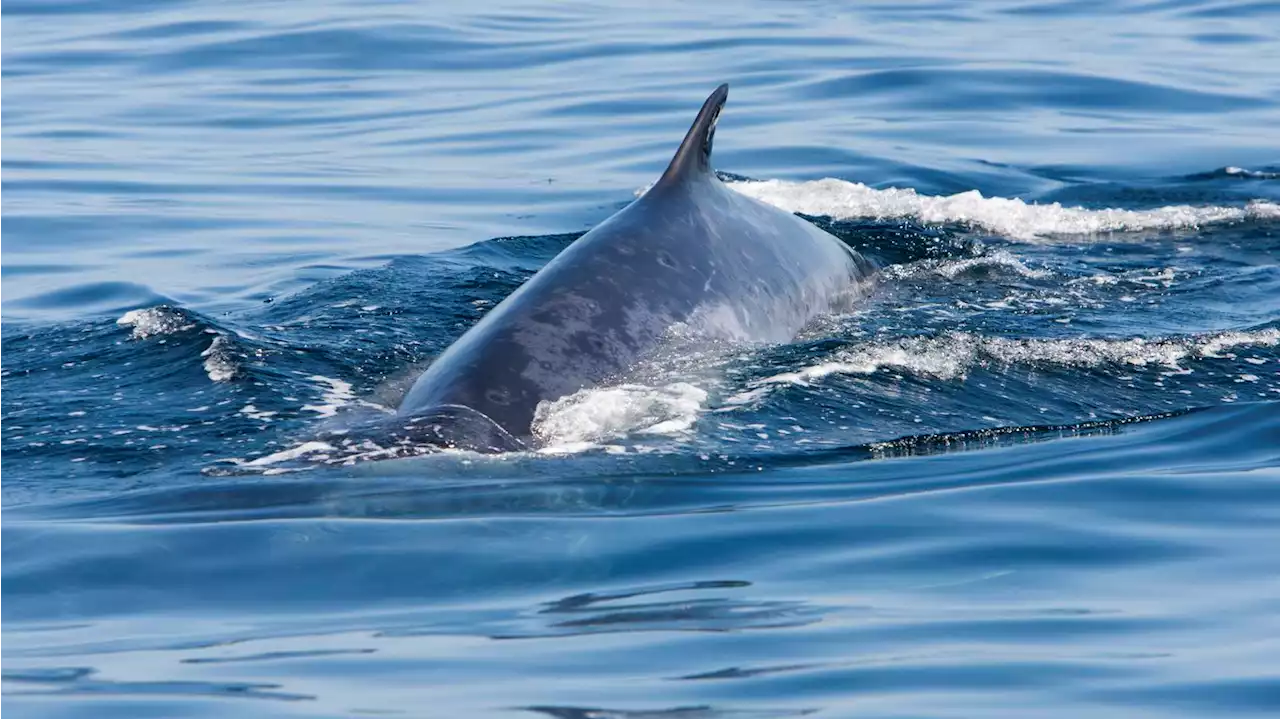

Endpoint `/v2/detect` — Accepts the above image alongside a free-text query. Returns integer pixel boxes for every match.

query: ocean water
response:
[4,0,1280,716]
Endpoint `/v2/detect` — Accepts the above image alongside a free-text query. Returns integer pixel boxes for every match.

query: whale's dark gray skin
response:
[396,84,873,451]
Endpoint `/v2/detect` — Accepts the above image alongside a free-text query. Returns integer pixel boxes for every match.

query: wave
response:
[725,178,1280,240]
[118,305,243,383]
[1218,166,1280,180]
[210,325,1279,471]
[116,306,198,340]
[758,328,1280,386]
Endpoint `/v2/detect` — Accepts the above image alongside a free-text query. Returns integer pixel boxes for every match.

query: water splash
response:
[532,382,709,451]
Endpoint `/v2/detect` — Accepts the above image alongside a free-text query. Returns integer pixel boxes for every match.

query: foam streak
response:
[727,178,1279,240]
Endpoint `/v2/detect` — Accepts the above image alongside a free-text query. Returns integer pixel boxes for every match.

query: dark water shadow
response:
[525,705,817,718]
[2,666,313,702]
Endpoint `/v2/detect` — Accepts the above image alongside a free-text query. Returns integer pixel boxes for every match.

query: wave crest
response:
[727,178,1279,240]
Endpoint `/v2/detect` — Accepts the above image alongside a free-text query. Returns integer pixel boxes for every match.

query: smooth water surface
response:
[4,1,1280,717]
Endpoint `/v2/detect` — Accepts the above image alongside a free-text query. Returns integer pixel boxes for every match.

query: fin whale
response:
[396,83,873,451]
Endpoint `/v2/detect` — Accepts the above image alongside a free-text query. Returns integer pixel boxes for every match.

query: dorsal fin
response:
[655,83,728,187]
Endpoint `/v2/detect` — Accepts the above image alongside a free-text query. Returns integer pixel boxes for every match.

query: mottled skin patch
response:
[398,84,874,450]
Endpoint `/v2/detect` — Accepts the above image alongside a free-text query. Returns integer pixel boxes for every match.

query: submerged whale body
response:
[396,84,873,451]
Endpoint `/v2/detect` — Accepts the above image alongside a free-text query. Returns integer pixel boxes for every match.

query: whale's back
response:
[396,84,872,448]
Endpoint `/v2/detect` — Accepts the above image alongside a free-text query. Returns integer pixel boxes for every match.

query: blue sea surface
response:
[4,0,1280,716]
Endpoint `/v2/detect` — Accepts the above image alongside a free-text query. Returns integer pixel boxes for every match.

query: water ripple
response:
[5,2,1280,718]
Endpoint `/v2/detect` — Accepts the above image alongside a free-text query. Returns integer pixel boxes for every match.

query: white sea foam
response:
[117,306,194,339]
[239,404,277,421]
[242,441,337,467]
[759,328,1280,386]
[221,435,445,471]
[200,335,239,382]
[118,306,242,382]
[301,375,391,417]
[884,249,1050,281]
[1224,167,1280,180]
[239,376,718,467]
[723,178,1279,240]
[300,375,356,417]
[531,382,708,450]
